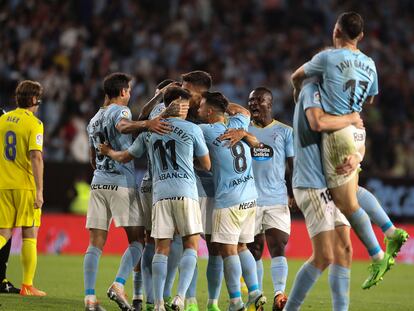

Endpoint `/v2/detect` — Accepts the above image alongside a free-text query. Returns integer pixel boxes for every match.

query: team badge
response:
[121,109,130,119]
[36,134,43,146]
[313,91,321,104]
[251,143,273,161]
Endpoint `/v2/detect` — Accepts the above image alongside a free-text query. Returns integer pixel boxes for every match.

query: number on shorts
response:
[4,131,16,161]
[153,139,179,171]
[320,189,333,205]
[343,79,369,110]
[230,142,247,173]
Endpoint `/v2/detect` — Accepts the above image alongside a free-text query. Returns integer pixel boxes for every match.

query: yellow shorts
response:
[0,189,41,228]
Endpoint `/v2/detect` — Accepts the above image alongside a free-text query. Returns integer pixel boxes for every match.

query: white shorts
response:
[86,185,142,230]
[139,181,153,231]
[255,204,291,235]
[151,197,203,239]
[293,188,349,239]
[200,196,214,235]
[322,125,365,188]
[211,201,256,245]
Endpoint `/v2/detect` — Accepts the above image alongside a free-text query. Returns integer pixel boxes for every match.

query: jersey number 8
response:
[4,131,17,161]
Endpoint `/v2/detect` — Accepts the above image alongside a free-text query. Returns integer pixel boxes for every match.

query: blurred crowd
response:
[0,0,413,177]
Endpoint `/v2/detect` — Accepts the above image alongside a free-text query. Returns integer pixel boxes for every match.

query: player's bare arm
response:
[226,103,251,117]
[291,65,307,102]
[138,92,164,120]
[286,156,297,210]
[116,117,171,135]
[305,108,363,132]
[89,146,96,170]
[218,128,260,148]
[98,143,134,163]
[30,150,44,209]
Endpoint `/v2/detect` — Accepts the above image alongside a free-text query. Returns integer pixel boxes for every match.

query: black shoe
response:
[132,299,143,311]
[0,279,20,294]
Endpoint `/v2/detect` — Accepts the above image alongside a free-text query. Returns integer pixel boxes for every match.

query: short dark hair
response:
[337,12,364,40]
[156,79,175,91]
[103,72,132,99]
[15,80,43,108]
[163,86,191,107]
[201,91,229,113]
[253,87,273,101]
[181,70,212,90]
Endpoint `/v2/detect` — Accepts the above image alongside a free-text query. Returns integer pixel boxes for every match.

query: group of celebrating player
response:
[0,10,409,311]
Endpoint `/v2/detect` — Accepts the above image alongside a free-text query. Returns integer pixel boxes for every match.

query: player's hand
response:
[163,99,190,118]
[34,191,43,209]
[218,129,246,147]
[288,196,298,211]
[98,142,111,155]
[336,154,361,175]
[350,112,364,129]
[146,117,171,134]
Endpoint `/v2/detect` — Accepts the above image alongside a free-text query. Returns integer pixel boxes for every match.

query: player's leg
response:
[205,235,223,311]
[0,189,16,248]
[140,233,155,311]
[0,238,20,293]
[133,261,144,311]
[164,235,183,304]
[330,220,352,311]
[357,187,409,258]
[185,261,198,311]
[246,206,264,293]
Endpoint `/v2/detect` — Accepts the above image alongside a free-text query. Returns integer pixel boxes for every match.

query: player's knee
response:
[247,243,263,260]
[269,242,287,258]
[313,251,334,270]
[335,243,353,267]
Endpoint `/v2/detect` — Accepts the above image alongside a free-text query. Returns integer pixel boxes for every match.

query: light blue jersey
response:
[248,121,294,206]
[87,104,136,188]
[292,83,326,189]
[304,48,378,115]
[149,102,166,120]
[128,117,209,203]
[200,114,257,209]
[196,169,215,198]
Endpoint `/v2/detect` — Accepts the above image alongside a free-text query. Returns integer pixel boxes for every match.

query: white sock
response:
[384,226,396,238]
[371,250,384,261]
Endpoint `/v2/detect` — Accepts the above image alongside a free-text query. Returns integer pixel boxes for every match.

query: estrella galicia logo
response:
[251,143,273,161]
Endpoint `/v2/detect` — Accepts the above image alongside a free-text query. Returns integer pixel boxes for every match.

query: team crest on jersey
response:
[121,109,130,119]
[313,91,321,104]
[36,134,43,146]
[251,143,273,161]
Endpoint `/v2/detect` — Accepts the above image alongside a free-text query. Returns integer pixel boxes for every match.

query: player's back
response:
[200,115,257,208]
[304,48,378,115]
[292,83,326,189]
[147,117,208,203]
[87,104,135,188]
[0,108,43,190]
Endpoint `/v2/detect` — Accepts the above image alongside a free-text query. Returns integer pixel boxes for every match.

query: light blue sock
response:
[186,262,198,299]
[164,235,183,298]
[152,253,168,304]
[133,270,143,298]
[177,248,197,298]
[284,262,322,311]
[142,243,155,303]
[329,264,350,311]
[239,249,260,297]
[357,187,394,233]
[271,256,288,294]
[348,208,382,257]
[83,246,102,295]
[115,242,143,285]
[256,259,264,291]
[206,255,223,302]
[223,255,242,300]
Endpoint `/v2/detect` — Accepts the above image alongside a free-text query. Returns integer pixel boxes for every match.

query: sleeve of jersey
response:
[228,113,250,130]
[285,128,295,158]
[193,126,209,157]
[368,66,379,96]
[28,120,44,152]
[303,51,327,77]
[149,103,165,120]
[114,107,132,126]
[127,133,146,158]
[302,86,323,111]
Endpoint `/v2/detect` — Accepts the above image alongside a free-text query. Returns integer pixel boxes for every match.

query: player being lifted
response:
[100,86,211,311]
[198,92,266,311]
[84,72,170,311]
[219,87,294,311]
[291,12,408,289]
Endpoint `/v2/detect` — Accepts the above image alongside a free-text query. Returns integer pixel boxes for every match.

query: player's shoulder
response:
[106,104,130,116]
[273,120,293,133]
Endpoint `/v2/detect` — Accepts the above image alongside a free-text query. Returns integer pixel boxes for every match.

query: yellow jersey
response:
[0,108,43,190]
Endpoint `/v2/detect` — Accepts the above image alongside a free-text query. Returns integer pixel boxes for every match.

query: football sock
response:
[284,262,322,311]
[0,238,12,281]
[206,255,223,305]
[239,249,260,297]
[21,238,37,286]
[0,235,7,250]
[348,208,383,260]
[164,235,183,298]
[357,187,396,237]
[186,262,198,300]
[271,256,288,295]
[223,255,243,308]
[142,242,155,303]
[177,248,197,298]
[329,264,350,311]
[84,245,102,296]
[133,269,144,300]
[115,241,143,286]
[152,254,168,304]
[256,259,264,291]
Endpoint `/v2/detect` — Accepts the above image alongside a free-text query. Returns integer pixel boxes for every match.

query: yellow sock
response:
[0,235,7,249]
[21,238,37,286]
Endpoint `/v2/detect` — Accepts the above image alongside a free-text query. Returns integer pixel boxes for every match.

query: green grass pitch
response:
[0,255,413,310]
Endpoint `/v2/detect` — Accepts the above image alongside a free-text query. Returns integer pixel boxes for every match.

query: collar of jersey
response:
[251,119,277,129]
[16,107,33,116]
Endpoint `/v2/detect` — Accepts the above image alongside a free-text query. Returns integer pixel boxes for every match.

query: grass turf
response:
[0,255,412,310]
